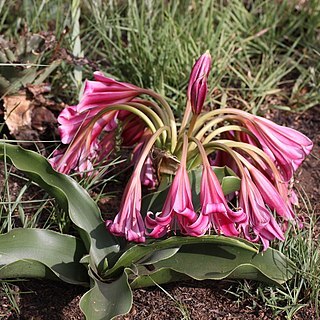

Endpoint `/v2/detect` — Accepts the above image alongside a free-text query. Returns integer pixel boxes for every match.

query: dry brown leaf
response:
[3,91,34,134]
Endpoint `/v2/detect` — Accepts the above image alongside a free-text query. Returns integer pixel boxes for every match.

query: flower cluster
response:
[51,52,313,250]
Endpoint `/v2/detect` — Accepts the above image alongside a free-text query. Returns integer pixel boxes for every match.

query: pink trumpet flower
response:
[132,131,158,189]
[188,142,245,236]
[146,136,198,238]
[201,163,246,233]
[50,111,117,174]
[106,171,145,242]
[189,162,244,237]
[57,105,117,144]
[239,114,313,181]
[239,169,285,251]
[51,72,150,174]
[77,71,143,113]
[247,162,295,220]
[187,51,212,115]
[58,71,145,145]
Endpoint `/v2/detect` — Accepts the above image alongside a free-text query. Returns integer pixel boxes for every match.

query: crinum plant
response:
[0,52,312,319]
[51,51,312,251]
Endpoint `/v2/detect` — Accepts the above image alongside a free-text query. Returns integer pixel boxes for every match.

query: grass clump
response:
[226,194,320,319]
[82,0,320,115]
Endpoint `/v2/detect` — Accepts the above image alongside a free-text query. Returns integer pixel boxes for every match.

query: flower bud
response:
[190,76,208,115]
[187,51,212,114]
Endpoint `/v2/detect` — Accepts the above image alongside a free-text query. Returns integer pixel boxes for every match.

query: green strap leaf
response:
[0,228,88,285]
[131,242,295,288]
[80,269,132,320]
[0,142,120,271]
[103,235,258,278]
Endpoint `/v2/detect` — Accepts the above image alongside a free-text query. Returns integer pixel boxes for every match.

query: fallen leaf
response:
[3,92,34,134]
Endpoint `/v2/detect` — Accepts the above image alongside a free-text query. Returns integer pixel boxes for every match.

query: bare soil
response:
[0,107,319,320]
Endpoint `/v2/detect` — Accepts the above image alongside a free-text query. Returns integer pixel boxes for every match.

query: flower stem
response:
[187,114,199,137]
[143,90,177,153]
[128,102,167,143]
[189,137,210,167]
[195,108,249,129]
[135,126,170,173]
[179,100,192,136]
[203,125,249,144]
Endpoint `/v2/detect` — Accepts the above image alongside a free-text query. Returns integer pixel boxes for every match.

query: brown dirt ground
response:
[0,107,319,320]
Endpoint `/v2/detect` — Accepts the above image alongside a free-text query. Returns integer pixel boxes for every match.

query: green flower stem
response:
[195,109,228,128]
[195,108,250,129]
[194,116,230,140]
[138,99,170,128]
[187,116,230,152]
[216,140,277,171]
[144,90,177,153]
[216,140,285,189]
[204,142,246,178]
[189,137,210,167]
[187,114,198,137]
[128,102,167,143]
[179,100,192,136]
[96,105,157,134]
[90,104,165,148]
[233,151,254,169]
[203,125,250,144]
[135,126,169,173]
[231,148,288,200]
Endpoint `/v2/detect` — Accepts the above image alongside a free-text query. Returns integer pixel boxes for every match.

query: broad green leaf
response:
[103,235,257,278]
[131,268,189,289]
[0,228,88,285]
[0,142,120,271]
[0,259,59,280]
[131,242,294,288]
[80,269,132,320]
[221,176,240,195]
[137,248,180,265]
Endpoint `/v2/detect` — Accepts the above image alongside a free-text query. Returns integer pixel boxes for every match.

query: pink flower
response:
[57,105,81,144]
[49,139,95,174]
[146,136,198,237]
[132,131,158,189]
[57,103,118,144]
[140,155,157,189]
[239,169,285,251]
[186,139,245,236]
[187,52,211,115]
[106,171,145,242]
[239,113,313,181]
[77,71,143,113]
[247,163,295,220]
[190,77,208,115]
[57,70,145,146]
[50,111,117,174]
